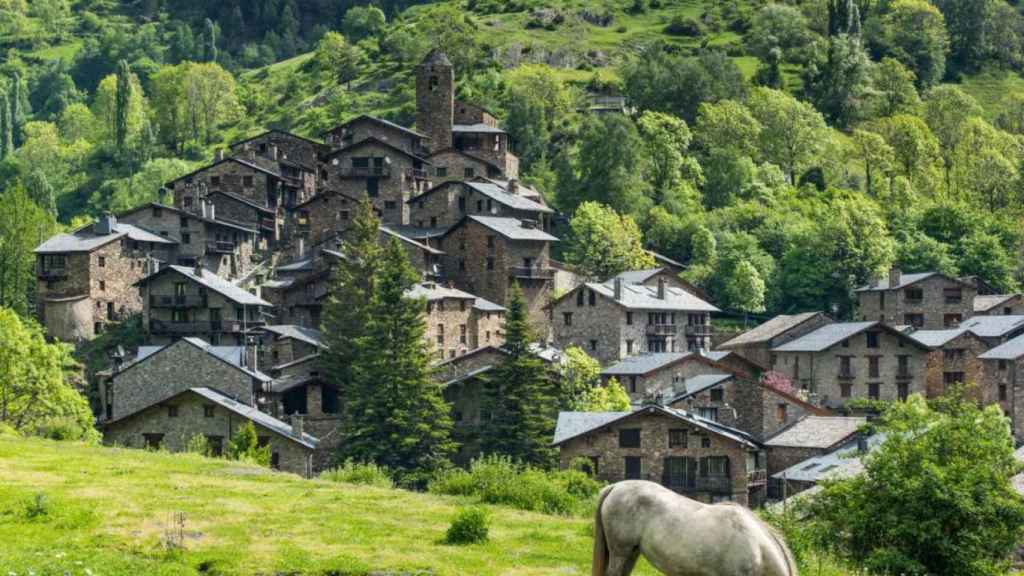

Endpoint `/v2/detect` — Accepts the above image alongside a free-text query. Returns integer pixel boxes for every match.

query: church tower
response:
[416,49,454,152]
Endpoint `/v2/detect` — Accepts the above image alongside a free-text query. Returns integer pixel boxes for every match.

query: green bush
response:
[444,507,490,545]
[664,15,704,36]
[24,493,49,519]
[320,460,395,488]
[186,433,210,456]
[32,416,100,443]
[428,455,603,516]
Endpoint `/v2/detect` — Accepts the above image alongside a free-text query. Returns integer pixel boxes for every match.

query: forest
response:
[3,0,1024,323]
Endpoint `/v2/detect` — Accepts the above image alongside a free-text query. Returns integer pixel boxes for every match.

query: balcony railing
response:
[685,324,713,337]
[508,266,555,280]
[206,241,237,254]
[747,469,768,486]
[151,319,265,334]
[338,166,391,178]
[38,268,68,280]
[410,168,429,179]
[646,324,677,336]
[149,294,207,308]
[838,370,856,380]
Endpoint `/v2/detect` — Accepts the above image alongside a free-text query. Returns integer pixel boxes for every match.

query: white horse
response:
[592,481,797,576]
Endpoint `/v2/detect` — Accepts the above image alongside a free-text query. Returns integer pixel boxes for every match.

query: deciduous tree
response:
[564,202,655,280]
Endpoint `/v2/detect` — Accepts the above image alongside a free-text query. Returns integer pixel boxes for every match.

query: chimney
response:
[856,433,869,454]
[249,149,256,161]
[297,237,306,258]
[193,259,203,278]
[200,198,209,219]
[271,145,279,160]
[508,179,519,195]
[216,149,225,161]
[521,220,536,229]
[94,213,116,235]
[292,415,304,438]
[614,277,623,301]
[889,267,902,289]
[657,277,666,300]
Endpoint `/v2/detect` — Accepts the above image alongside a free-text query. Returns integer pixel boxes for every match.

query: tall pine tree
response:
[0,89,11,158]
[480,283,558,468]
[115,60,131,153]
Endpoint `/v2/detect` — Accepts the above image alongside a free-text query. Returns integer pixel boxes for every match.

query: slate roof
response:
[772,433,886,483]
[602,352,692,376]
[35,222,176,254]
[380,225,446,255]
[612,268,665,285]
[324,114,427,139]
[472,297,506,312]
[412,181,553,214]
[855,271,935,292]
[663,373,735,403]
[406,282,476,301]
[552,405,760,448]
[452,123,506,134]
[720,313,825,348]
[771,322,919,353]
[465,215,560,241]
[582,281,719,313]
[261,325,324,348]
[230,128,328,150]
[974,294,1019,313]
[442,365,494,388]
[979,334,1024,360]
[115,338,269,382]
[422,49,452,66]
[137,265,272,307]
[117,203,257,234]
[764,416,867,449]
[190,387,318,449]
[383,224,450,240]
[961,315,1024,338]
[206,189,276,214]
[322,136,431,163]
[910,328,970,348]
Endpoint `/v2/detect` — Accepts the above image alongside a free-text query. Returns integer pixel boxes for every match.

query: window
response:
[153,206,163,218]
[590,339,598,352]
[840,382,852,398]
[576,290,585,307]
[776,403,788,422]
[839,356,852,377]
[841,338,850,348]
[619,429,641,448]
[700,436,711,448]
[385,201,397,210]
[143,434,164,450]
[629,376,637,393]
[626,312,633,325]
[943,287,963,304]
[1000,384,1008,402]
[944,313,962,327]
[206,436,224,457]
[430,216,437,227]
[340,210,350,220]
[905,287,924,302]
[458,196,466,213]
[703,456,729,477]
[588,291,596,306]
[99,281,106,291]
[180,216,189,228]
[624,456,642,480]
[563,312,572,326]
[868,382,880,400]
[709,388,724,403]
[904,313,925,328]
[626,340,634,355]
[897,382,909,401]
[167,405,179,418]
[1000,360,1008,371]
[367,178,379,197]
[698,407,718,421]
[243,175,254,187]
[668,429,688,448]
[866,332,879,348]
[868,356,880,378]
[486,257,494,270]
[182,232,191,245]
[663,457,697,489]
[943,348,965,361]
[459,324,467,344]
[943,372,965,386]
[210,176,221,186]
[436,167,448,178]
[487,235,495,249]
[204,405,215,418]
[588,456,600,477]
[464,167,475,178]
[898,355,909,376]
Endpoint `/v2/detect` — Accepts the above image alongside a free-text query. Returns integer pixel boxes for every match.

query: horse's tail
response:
[766,525,798,576]
[592,484,615,576]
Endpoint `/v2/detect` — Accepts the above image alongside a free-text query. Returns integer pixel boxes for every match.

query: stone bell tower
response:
[416,49,454,152]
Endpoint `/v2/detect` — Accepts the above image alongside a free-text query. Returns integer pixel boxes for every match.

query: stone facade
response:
[771,326,931,409]
[323,116,427,157]
[408,181,551,231]
[289,190,359,248]
[265,356,341,470]
[229,130,328,171]
[416,50,455,152]
[981,355,1024,440]
[104,389,314,477]
[443,367,491,466]
[170,158,280,213]
[427,149,504,182]
[434,346,509,383]
[205,191,278,248]
[975,294,1024,316]
[920,331,989,400]
[105,339,258,422]
[719,313,833,371]
[320,139,431,226]
[602,355,730,401]
[857,270,977,329]
[556,408,766,506]
[439,218,554,330]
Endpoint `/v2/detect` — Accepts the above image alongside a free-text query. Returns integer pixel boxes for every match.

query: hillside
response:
[0,434,642,576]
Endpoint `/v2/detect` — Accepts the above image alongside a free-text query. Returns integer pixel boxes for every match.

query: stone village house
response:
[550,277,719,366]
[598,350,761,402]
[718,312,833,372]
[407,179,554,232]
[856,268,977,330]
[975,294,1024,316]
[908,328,991,400]
[765,415,869,498]
[980,335,1024,442]
[554,405,768,506]
[35,215,175,342]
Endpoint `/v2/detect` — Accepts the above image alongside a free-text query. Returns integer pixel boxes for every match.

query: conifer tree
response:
[480,283,558,468]
[115,60,131,152]
[9,73,28,147]
[204,18,219,63]
[0,89,10,158]
[339,238,455,486]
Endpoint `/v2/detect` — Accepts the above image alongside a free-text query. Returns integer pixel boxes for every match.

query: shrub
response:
[32,416,101,443]
[321,460,395,488]
[444,507,490,545]
[664,15,704,37]
[186,433,210,456]
[227,421,271,466]
[24,493,49,519]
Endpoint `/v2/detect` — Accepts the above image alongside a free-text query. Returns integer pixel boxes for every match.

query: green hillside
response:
[0,433,634,576]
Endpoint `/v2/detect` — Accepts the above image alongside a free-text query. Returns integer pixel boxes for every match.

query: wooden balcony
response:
[410,168,429,179]
[149,294,207,308]
[684,324,713,337]
[338,166,390,179]
[838,370,856,380]
[206,241,237,254]
[508,266,555,280]
[646,324,677,336]
[150,319,265,334]
[747,469,768,486]
[38,268,68,280]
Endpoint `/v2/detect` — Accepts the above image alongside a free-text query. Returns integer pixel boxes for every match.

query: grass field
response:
[0,434,666,576]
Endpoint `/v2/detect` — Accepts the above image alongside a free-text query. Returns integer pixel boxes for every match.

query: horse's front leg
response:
[605,549,641,576]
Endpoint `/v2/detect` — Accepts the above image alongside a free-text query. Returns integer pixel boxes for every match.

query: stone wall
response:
[424,295,476,362]
[323,119,422,156]
[726,315,833,370]
[291,191,356,247]
[434,348,507,383]
[141,270,266,346]
[858,275,976,329]
[110,339,255,421]
[408,181,548,231]
[104,390,313,477]
[773,328,930,409]
[766,446,825,477]
[427,150,501,181]
[172,160,277,212]
[922,332,988,400]
[557,410,762,506]
[230,132,324,170]
[469,309,505,349]
[321,141,426,225]
[416,57,454,152]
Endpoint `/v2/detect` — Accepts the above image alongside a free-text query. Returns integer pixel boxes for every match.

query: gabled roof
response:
[974,294,1021,313]
[322,136,431,164]
[408,180,553,214]
[261,325,324,348]
[662,373,735,404]
[855,271,972,292]
[442,365,494,388]
[164,156,284,188]
[909,328,973,348]
[764,416,866,449]
[230,128,328,150]
[291,188,362,211]
[35,221,176,254]
[452,123,506,134]
[206,190,277,214]
[772,322,926,353]
[560,281,718,313]
[719,313,827,348]
[427,147,503,172]
[136,265,271,307]
[461,215,559,242]
[117,202,257,234]
[473,297,506,312]
[979,333,1024,360]
[771,433,885,483]
[112,337,269,383]
[190,387,318,449]
[961,315,1024,338]
[406,282,476,301]
[612,268,665,285]
[552,405,760,449]
[601,352,715,377]
[323,115,427,140]
[380,225,445,255]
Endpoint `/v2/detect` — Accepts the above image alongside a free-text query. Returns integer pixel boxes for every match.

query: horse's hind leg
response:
[605,548,641,576]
